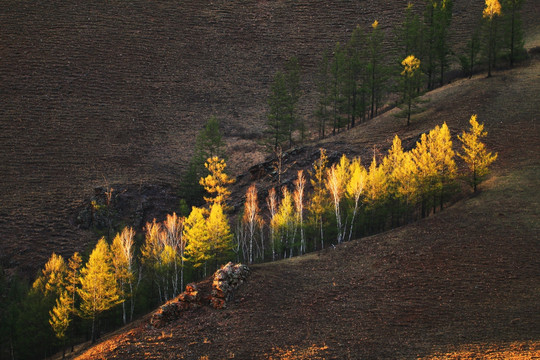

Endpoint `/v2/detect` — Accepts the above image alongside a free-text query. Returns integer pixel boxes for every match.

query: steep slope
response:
[1,0,539,275]
[74,45,540,359]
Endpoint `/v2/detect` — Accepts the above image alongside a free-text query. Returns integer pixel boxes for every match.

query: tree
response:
[397,2,423,62]
[266,187,279,261]
[179,116,226,208]
[325,155,350,244]
[430,122,457,210]
[111,227,136,324]
[330,42,347,135]
[32,252,67,297]
[501,0,525,67]
[65,252,82,352]
[184,207,210,275]
[314,50,332,139]
[140,219,165,303]
[293,170,306,254]
[78,238,122,343]
[457,114,498,192]
[206,203,234,270]
[346,157,367,241]
[275,187,295,258]
[400,55,423,126]
[199,156,235,211]
[284,57,302,147]
[343,25,367,128]
[267,70,289,150]
[483,0,502,77]
[368,20,388,118]
[243,184,261,264]
[308,148,330,250]
[49,291,71,358]
[163,213,186,295]
[434,0,453,86]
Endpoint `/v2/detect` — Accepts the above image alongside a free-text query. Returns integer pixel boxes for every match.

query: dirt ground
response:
[72,46,540,359]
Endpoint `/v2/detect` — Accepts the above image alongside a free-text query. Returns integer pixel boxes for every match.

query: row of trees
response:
[236,115,497,264]
[0,114,496,359]
[268,0,526,147]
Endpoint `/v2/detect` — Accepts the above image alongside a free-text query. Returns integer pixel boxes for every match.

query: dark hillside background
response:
[0,0,538,274]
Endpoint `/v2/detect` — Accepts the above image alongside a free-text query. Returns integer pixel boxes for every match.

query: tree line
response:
[267,0,525,149]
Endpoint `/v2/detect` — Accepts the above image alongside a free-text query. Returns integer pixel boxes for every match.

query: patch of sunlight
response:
[265,343,329,360]
[420,340,540,359]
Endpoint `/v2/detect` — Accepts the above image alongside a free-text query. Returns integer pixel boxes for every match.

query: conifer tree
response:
[344,25,366,128]
[32,253,67,297]
[206,203,234,270]
[267,71,290,150]
[400,55,423,126]
[315,50,332,138]
[457,114,498,192]
[199,156,235,211]
[330,43,347,135]
[183,206,210,274]
[367,20,387,119]
[78,238,122,343]
[412,132,439,217]
[434,0,453,86]
[483,0,502,77]
[501,0,525,67]
[284,57,302,147]
[397,3,423,61]
[49,291,71,358]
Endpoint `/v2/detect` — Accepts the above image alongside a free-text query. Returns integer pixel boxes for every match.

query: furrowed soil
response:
[1,0,539,276]
[72,35,540,359]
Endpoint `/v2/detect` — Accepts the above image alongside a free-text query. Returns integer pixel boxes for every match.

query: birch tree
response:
[293,170,306,254]
[325,155,350,244]
[346,157,367,241]
[266,187,278,261]
[243,184,261,264]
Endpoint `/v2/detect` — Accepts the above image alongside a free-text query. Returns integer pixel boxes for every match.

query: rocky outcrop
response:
[149,283,202,328]
[210,262,251,309]
[149,263,250,328]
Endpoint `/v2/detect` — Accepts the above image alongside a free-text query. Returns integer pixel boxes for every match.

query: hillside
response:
[1,0,540,275]
[72,38,540,358]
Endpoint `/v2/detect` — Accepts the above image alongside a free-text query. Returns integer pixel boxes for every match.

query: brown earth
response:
[71,38,540,359]
[1,0,539,275]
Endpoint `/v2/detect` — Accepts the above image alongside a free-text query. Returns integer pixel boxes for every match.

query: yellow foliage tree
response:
[365,154,389,208]
[78,238,122,343]
[458,114,498,192]
[33,252,67,297]
[308,148,330,249]
[346,156,367,241]
[400,55,422,126]
[243,184,261,264]
[185,203,232,274]
[325,154,350,244]
[199,156,235,210]
[275,186,295,258]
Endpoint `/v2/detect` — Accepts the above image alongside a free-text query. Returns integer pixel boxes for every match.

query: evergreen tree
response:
[314,50,332,139]
[483,0,503,77]
[267,70,290,150]
[367,20,387,118]
[433,0,453,86]
[78,238,122,343]
[284,57,302,147]
[501,0,525,67]
[457,114,498,192]
[179,116,226,208]
[330,43,347,135]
